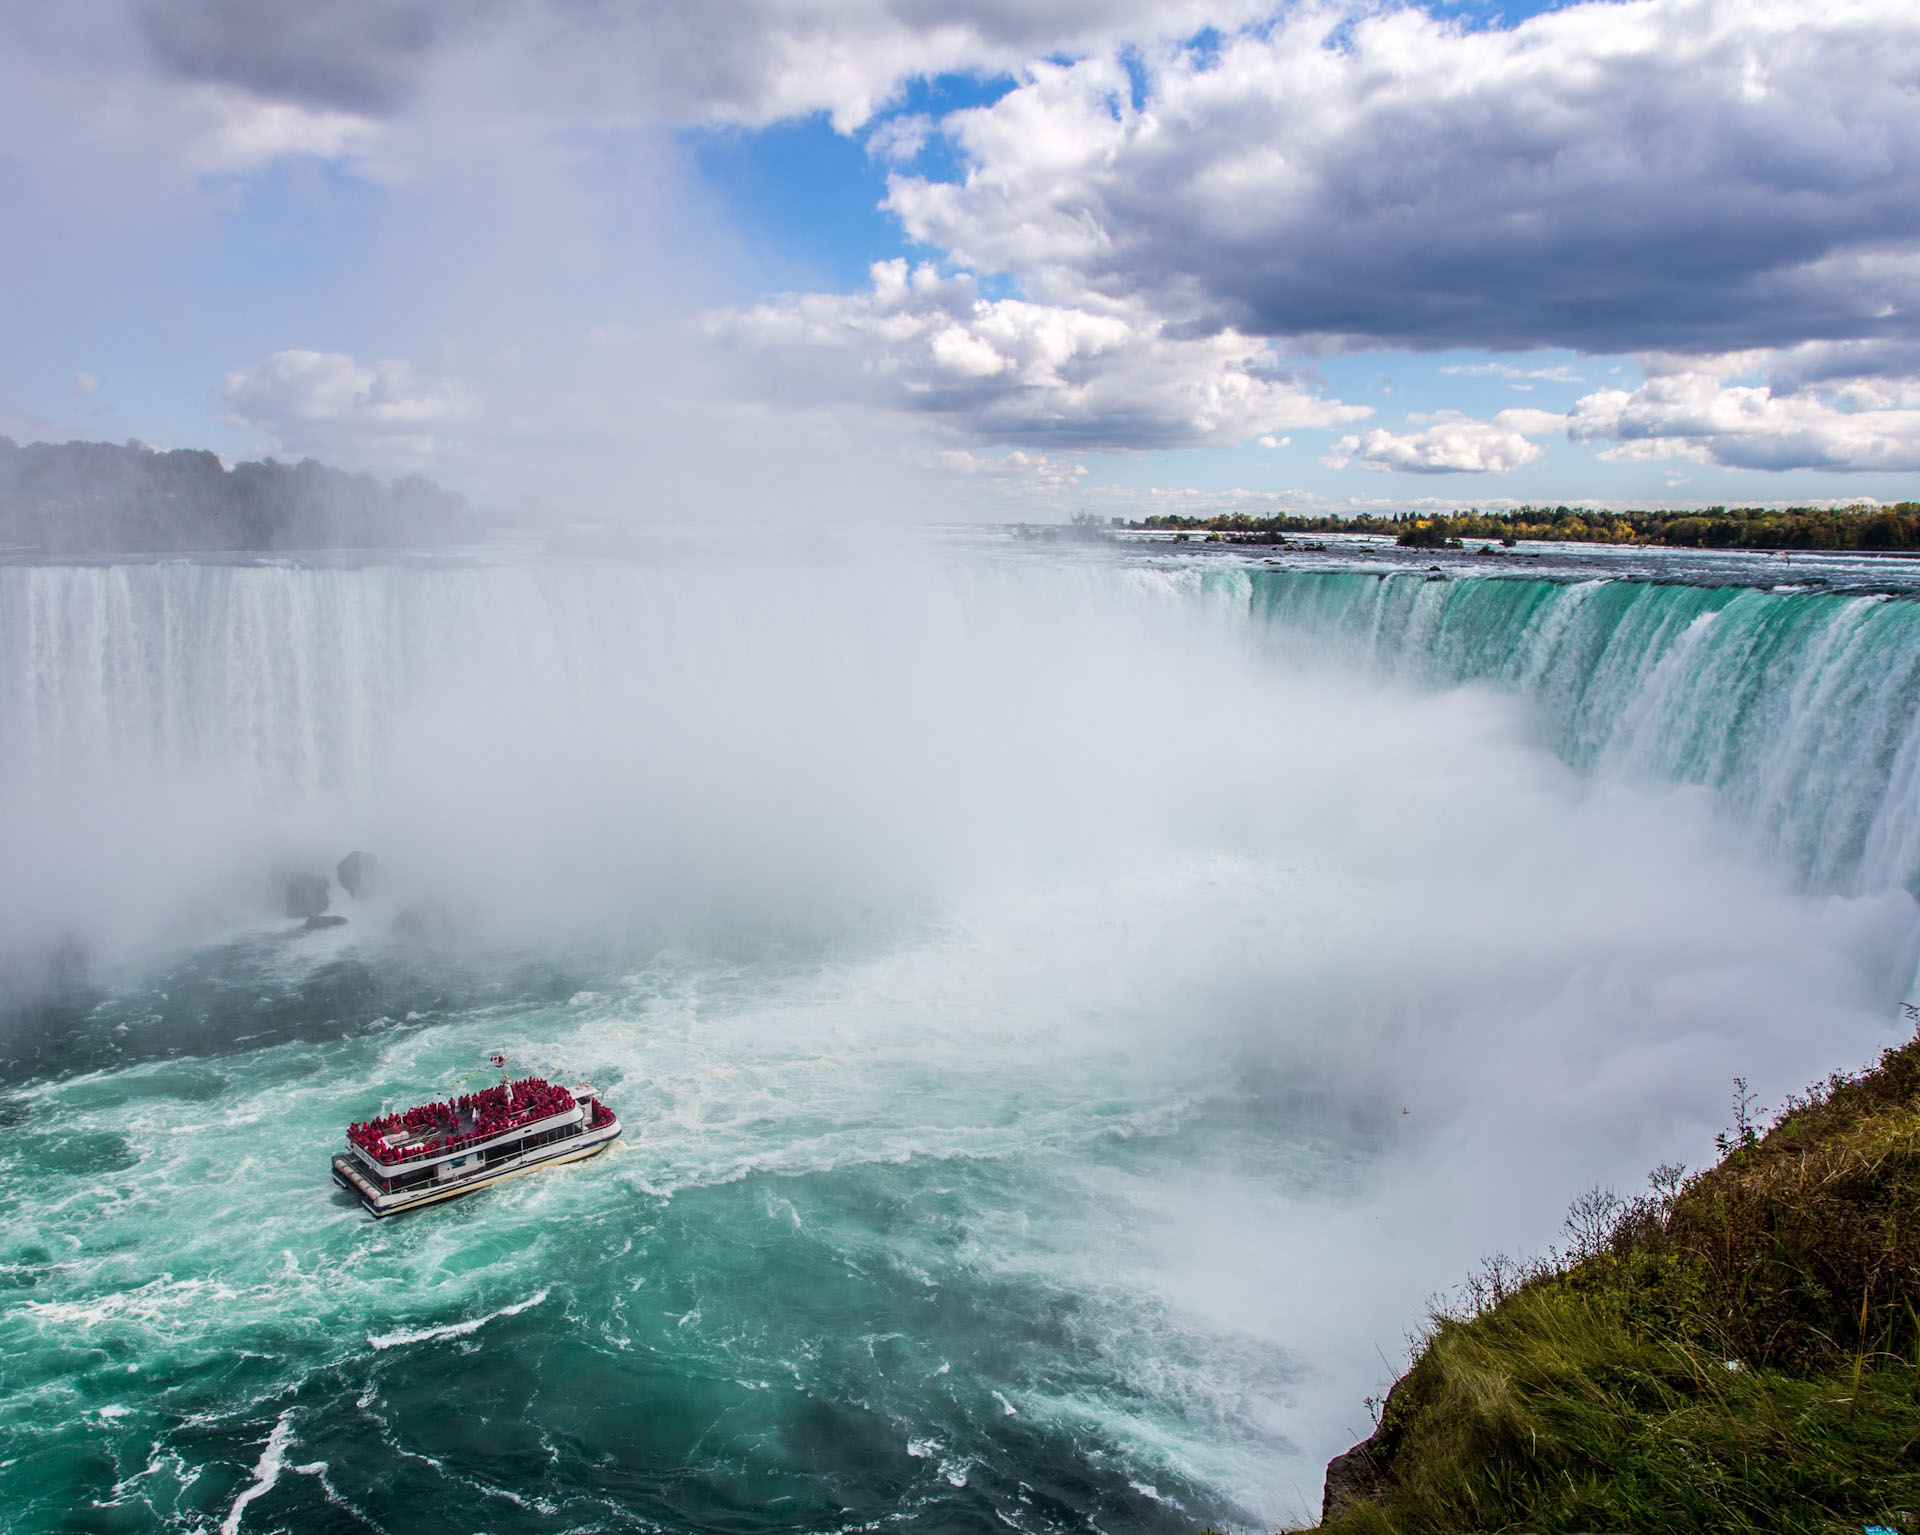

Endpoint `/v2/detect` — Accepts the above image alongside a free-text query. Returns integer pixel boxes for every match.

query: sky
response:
[3,0,1920,520]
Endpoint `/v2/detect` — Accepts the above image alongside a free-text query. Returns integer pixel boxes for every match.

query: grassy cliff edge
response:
[1313,1033,1920,1534]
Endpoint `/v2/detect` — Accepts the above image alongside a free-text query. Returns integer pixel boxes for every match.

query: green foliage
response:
[1131,503,1920,552]
[1394,520,1461,549]
[1315,1034,1920,1533]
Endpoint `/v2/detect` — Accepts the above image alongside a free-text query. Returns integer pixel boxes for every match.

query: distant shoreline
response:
[1122,501,1920,553]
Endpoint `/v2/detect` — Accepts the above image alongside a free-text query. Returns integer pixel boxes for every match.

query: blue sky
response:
[3,0,1918,519]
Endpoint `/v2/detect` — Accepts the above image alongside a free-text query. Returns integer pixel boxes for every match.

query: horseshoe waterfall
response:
[3,544,1916,1534]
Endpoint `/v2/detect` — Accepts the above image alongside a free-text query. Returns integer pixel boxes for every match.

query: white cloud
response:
[19,0,1283,151]
[218,349,475,471]
[711,259,1369,450]
[1065,481,1534,521]
[864,112,935,166]
[929,447,1091,495]
[18,0,1920,483]
[184,83,377,172]
[887,0,1920,352]
[1325,409,1563,475]
[1568,372,1920,471]
[1763,340,1920,405]
[1439,363,1584,384]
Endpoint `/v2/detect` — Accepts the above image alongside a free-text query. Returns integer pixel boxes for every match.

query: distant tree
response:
[0,437,479,554]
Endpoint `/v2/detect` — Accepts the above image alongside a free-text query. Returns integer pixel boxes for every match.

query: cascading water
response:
[1,543,1915,1534]
[1249,568,1920,898]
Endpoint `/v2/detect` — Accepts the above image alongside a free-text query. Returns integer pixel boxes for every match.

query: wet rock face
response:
[336,850,380,900]
[1322,1434,1389,1523]
[303,914,349,931]
[283,873,331,919]
[1323,1372,1410,1524]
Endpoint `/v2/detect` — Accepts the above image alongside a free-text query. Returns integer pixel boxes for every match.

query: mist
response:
[7,1,1920,1528]
[3,544,1914,1522]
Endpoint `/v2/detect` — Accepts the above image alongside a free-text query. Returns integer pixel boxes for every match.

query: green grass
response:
[1314,1036,1920,1534]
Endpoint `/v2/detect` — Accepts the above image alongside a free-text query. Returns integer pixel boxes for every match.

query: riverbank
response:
[1128,503,1920,552]
[1312,1030,1920,1534]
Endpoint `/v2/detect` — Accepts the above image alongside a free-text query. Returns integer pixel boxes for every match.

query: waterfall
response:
[4,554,1918,955]
[1249,569,1920,897]
[0,555,1242,952]
[5,550,1918,1535]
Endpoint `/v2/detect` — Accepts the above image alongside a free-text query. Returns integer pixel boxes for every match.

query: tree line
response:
[0,437,478,555]
[1129,502,1920,551]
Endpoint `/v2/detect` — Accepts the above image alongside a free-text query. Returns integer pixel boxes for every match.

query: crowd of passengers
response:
[347,1076,578,1164]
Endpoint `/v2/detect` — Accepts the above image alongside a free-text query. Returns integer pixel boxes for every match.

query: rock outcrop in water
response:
[282,873,331,920]
[335,851,381,900]
[392,898,460,947]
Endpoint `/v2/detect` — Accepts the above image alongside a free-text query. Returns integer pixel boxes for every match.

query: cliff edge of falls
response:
[1312,1029,1920,1534]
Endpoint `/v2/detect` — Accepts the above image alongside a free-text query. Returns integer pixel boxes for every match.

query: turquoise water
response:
[2,543,1916,1533]
[1,905,1363,1534]
[1247,560,1920,894]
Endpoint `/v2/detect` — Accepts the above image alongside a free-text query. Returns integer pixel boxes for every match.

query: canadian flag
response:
[488,1053,506,1068]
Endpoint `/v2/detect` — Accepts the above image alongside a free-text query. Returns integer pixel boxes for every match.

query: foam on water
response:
[0,542,1916,1532]
[367,1288,552,1351]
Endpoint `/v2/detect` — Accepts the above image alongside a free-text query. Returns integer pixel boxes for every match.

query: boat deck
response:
[336,1074,622,1217]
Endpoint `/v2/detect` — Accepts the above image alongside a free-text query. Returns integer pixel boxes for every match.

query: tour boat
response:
[332,1072,621,1217]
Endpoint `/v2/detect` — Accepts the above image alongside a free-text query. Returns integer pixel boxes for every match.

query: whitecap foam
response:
[219,1410,294,1535]
[366,1288,550,1351]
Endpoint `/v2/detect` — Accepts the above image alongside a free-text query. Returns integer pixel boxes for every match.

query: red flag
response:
[488,1053,506,1067]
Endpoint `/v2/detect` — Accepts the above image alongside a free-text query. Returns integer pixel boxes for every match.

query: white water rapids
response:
[0,542,1914,1532]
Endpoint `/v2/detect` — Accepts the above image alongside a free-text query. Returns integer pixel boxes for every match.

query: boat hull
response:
[333,1114,621,1217]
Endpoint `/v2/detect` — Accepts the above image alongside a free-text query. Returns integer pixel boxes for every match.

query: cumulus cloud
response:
[1763,340,1920,405]
[20,0,1277,141]
[139,0,440,114]
[712,259,1369,450]
[865,111,936,166]
[1325,409,1564,475]
[929,447,1091,496]
[1568,372,1920,471]
[0,1,1275,206]
[887,0,1920,353]
[1066,481,1523,521]
[218,350,475,471]
[17,0,1920,484]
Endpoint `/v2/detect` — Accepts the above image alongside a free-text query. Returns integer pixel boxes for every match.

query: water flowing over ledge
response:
[2,546,1917,1534]
[1247,567,1920,899]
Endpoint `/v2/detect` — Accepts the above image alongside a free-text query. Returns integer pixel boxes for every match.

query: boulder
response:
[283,873,331,919]
[303,914,348,930]
[336,850,381,900]
[392,898,457,946]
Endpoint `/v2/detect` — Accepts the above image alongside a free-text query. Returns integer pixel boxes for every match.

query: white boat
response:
[332,1073,621,1217]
